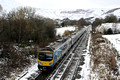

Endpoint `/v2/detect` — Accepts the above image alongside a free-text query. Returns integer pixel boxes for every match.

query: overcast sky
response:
[15,0,120,9]
[0,0,120,10]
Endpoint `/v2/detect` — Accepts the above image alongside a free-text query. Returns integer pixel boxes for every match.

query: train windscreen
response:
[39,52,53,61]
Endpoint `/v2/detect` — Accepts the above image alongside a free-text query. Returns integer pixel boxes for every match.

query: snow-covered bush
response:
[96,23,120,34]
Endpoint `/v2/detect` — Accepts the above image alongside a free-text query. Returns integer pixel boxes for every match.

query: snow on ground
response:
[103,34,120,55]
[77,32,91,80]
[15,63,39,80]
[56,26,75,36]
[103,34,120,73]
[80,52,90,80]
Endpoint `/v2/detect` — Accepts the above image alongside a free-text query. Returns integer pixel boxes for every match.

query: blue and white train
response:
[37,28,86,70]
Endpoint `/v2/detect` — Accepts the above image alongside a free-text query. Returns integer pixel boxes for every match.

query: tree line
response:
[60,18,90,30]
[0,6,56,44]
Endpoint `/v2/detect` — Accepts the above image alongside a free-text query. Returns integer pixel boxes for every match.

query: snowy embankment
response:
[103,34,120,74]
[89,34,120,80]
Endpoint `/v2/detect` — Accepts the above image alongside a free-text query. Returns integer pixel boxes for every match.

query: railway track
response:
[63,29,90,80]
[35,27,91,80]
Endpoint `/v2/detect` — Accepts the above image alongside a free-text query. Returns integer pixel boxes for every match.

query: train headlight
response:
[49,62,53,66]
[39,62,42,65]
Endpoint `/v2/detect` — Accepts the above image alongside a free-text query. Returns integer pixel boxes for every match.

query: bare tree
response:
[77,18,88,29]
[0,4,3,12]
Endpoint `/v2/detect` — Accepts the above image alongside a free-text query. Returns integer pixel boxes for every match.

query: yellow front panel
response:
[38,59,53,66]
[38,50,54,66]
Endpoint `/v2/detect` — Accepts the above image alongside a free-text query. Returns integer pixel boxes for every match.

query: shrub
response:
[63,30,71,36]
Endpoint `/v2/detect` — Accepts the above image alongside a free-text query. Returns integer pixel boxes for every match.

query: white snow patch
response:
[80,53,90,80]
[103,34,120,56]
[56,26,75,36]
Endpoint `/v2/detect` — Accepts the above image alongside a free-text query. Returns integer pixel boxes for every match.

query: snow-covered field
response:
[103,34,120,55]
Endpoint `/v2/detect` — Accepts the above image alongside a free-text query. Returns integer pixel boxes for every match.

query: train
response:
[37,28,86,71]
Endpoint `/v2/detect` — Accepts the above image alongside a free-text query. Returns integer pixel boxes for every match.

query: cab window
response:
[39,52,53,61]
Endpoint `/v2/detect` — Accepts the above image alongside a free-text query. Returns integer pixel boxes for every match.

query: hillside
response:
[36,8,120,20]
[0,0,120,20]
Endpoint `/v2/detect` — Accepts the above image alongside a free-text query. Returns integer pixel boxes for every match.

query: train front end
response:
[37,47,54,70]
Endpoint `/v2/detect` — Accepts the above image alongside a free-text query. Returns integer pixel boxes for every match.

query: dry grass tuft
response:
[92,33,102,40]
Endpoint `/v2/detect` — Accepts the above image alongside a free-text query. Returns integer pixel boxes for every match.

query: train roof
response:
[40,47,53,51]
[46,37,69,50]
[45,30,83,51]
